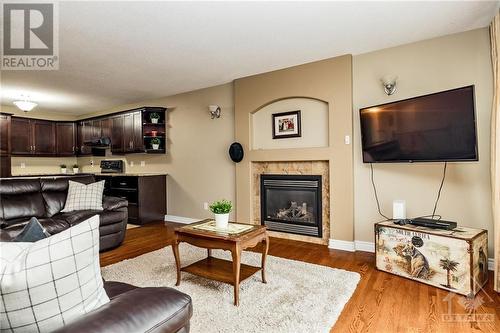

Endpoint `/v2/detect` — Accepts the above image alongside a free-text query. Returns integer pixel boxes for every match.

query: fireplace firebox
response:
[260,174,322,237]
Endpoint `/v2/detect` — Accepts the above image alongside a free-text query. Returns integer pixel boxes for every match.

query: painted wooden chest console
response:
[375,221,488,296]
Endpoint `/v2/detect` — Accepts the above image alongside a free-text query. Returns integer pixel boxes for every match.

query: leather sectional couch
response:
[0,174,194,332]
[0,174,128,251]
[53,281,193,333]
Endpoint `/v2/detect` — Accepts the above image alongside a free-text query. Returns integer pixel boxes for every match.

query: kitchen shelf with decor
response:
[143,108,166,154]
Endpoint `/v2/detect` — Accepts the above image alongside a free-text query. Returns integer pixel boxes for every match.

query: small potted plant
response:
[72,164,79,174]
[209,199,232,229]
[150,112,160,124]
[151,137,161,150]
[60,164,67,174]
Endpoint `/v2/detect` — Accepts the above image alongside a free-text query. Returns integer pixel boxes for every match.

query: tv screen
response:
[360,85,478,163]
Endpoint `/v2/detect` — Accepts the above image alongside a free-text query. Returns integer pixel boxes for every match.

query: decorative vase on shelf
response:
[150,112,160,124]
[214,213,229,229]
[151,138,161,150]
[73,167,79,174]
[61,168,67,174]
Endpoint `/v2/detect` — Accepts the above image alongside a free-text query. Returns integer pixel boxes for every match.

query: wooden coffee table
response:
[171,219,269,306]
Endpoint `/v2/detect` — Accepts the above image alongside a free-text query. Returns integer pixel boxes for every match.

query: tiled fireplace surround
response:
[251,161,330,245]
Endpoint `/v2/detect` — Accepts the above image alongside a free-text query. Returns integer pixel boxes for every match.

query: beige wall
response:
[353,28,494,255]
[252,98,329,150]
[235,55,354,241]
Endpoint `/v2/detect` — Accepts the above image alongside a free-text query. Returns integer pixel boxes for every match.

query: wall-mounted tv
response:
[360,85,478,163]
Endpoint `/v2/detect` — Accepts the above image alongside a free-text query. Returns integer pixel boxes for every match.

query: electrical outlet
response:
[90,160,94,167]
[344,135,351,145]
[203,202,209,210]
[130,161,134,167]
[20,162,26,169]
[140,161,145,167]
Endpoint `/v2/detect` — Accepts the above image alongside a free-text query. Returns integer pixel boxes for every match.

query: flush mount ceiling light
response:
[13,98,37,112]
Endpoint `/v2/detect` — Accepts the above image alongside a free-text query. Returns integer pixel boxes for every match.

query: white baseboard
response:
[329,239,495,271]
[354,240,376,253]
[328,239,355,252]
[164,215,201,224]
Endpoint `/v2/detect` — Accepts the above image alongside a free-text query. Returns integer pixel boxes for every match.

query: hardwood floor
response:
[100,221,500,333]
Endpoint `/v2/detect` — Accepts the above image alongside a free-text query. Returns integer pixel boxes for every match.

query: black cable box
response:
[407,217,457,230]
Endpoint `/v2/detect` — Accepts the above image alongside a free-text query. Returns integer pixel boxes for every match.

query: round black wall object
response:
[229,142,244,163]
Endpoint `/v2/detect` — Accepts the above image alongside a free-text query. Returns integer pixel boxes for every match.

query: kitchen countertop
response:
[8,172,168,178]
[93,172,167,176]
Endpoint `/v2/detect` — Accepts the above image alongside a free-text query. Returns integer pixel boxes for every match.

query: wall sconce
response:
[209,105,221,119]
[381,75,398,96]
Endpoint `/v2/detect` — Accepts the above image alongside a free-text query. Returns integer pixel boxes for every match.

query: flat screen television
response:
[360,85,478,163]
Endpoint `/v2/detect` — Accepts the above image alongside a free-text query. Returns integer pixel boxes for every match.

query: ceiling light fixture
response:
[13,98,37,112]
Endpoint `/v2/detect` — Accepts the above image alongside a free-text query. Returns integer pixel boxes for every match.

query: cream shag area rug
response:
[102,244,360,333]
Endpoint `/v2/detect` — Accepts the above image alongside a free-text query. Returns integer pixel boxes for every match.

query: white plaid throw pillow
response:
[0,215,109,333]
[61,180,105,212]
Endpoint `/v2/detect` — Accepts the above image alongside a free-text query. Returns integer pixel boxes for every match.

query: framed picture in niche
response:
[272,110,301,139]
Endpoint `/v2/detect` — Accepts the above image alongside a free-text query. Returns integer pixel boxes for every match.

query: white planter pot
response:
[152,143,160,150]
[151,118,159,124]
[61,168,67,174]
[214,213,229,229]
[73,168,79,174]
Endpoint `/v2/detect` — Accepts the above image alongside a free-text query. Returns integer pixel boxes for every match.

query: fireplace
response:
[260,174,322,237]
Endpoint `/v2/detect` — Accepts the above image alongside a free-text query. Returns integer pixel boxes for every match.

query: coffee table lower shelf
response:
[181,257,261,285]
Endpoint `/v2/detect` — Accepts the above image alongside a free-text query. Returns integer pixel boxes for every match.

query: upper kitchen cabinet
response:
[111,114,125,154]
[11,117,32,155]
[77,120,92,155]
[0,113,11,155]
[56,122,76,156]
[33,120,56,155]
[11,117,56,156]
[122,110,144,153]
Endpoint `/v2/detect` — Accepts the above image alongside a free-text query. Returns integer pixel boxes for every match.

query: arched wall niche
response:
[251,97,329,150]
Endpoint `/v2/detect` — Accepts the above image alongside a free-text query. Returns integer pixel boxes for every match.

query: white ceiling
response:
[1,1,499,116]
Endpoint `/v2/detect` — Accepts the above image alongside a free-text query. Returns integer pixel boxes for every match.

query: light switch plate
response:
[344,135,351,145]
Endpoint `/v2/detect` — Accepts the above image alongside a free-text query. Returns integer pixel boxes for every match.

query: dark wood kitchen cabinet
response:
[96,174,166,224]
[77,120,92,155]
[0,113,11,155]
[120,111,144,153]
[0,113,11,177]
[100,117,112,139]
[11,118,56,156]
[11,117,32,155]
[111,115,124,153]
[56,122,76,156]
[33,120,56,155]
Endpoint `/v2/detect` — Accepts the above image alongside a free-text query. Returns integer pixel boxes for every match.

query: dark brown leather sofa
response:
[0,175,194,332]
[53,281,193,333]
[0,174,127,251]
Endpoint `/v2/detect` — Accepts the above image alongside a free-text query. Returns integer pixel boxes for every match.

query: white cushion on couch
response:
[61,180,105,212]
[0,215,109,332]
